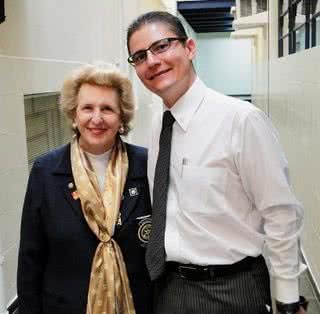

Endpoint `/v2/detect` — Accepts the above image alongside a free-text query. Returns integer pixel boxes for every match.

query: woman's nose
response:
[91,110,103,123]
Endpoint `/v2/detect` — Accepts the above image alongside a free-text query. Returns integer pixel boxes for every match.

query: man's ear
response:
[185,38,196,60]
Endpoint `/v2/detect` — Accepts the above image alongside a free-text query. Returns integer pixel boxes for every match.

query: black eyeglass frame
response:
[127,37,187,66]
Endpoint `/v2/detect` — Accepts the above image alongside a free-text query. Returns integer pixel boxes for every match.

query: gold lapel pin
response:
[71,191,79,200]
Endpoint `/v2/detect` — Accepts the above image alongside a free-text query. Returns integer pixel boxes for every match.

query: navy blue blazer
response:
[17,143,153,314]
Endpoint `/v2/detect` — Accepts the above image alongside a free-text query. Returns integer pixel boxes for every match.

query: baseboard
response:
[301,248,320,300]
[6,296,17,314]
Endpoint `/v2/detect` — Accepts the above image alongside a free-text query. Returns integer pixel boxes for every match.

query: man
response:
[127,11,307,314]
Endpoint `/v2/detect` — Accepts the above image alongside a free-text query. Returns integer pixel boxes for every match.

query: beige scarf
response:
[71,137,136,314]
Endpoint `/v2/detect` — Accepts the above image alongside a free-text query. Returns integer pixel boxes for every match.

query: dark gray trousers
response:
[153,256,272,314]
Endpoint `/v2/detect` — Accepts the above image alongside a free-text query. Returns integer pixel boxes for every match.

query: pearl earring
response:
[119,126,124,134]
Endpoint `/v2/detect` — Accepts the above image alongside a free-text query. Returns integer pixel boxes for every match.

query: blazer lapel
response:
[119,144,146,225]
[60,179,83,220]
[120,181,141,224]
[52,144,84,221]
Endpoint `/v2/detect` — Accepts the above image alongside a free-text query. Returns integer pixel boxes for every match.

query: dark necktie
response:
[146,110,175,280]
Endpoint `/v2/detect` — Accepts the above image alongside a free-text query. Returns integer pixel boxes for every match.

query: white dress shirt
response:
[148,78,306,303]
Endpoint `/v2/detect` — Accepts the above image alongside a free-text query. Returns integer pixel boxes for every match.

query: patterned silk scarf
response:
[71,137,136,314]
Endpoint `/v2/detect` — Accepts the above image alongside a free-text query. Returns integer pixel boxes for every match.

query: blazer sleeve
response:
[17,161,47,314]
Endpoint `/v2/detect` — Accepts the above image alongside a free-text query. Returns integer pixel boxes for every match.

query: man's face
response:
[128,22,196,107]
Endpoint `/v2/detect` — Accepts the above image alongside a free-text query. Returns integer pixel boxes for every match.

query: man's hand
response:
[277,306,306,314]
[296,306,306,314]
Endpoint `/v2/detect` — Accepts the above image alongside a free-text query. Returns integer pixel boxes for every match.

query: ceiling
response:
[177,0,236,33]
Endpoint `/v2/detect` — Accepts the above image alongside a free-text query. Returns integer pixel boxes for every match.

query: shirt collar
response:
[163,77,207,132]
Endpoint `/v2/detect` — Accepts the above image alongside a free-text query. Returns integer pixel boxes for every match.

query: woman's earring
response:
[72,122,77,131]
[119,125,124,135]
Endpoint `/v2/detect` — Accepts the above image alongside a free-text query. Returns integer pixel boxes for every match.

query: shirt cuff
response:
[274,278,299,303]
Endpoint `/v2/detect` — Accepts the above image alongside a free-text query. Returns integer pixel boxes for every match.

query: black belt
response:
[165,255,263,281]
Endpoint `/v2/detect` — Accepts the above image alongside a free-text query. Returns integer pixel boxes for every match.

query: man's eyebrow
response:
[132,49,146,54]
[132,39,163,54]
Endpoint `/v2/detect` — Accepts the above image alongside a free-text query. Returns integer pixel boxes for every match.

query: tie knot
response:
[162,111,175,128]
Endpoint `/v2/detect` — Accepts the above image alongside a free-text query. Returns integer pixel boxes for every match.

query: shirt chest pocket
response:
[179,165,227,215]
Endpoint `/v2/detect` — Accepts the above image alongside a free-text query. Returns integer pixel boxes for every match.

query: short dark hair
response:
[127,11,188,53]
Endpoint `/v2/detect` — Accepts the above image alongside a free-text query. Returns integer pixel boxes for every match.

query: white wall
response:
[248,1,320,292]
[196,32,252,95]
[268,48,320,294]
[267,1,320,292]
[0,1,123,64]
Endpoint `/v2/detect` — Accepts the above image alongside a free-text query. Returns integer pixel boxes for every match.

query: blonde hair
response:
[60,64,135,135]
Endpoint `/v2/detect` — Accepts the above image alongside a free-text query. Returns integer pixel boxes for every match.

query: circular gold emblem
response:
[138,219,152,243]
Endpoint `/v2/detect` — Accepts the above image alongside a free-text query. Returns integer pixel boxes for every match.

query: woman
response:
[17,65,152,314]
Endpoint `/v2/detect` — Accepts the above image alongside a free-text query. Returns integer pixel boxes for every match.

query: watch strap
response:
[276,296,308,314]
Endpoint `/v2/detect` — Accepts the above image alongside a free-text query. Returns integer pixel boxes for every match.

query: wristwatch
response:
[276,296,308,314]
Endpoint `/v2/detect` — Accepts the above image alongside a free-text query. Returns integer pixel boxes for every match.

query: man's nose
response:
[145,50,160,66]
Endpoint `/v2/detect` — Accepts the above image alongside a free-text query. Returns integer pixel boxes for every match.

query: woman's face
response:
[74,83,122,154]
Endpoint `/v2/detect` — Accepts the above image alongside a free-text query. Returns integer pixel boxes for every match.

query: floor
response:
[299,271,320,314]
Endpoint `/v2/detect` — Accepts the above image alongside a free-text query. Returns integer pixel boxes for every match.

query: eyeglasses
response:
[128,37,187,66]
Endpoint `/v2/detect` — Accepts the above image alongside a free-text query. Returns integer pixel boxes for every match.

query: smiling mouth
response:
[149,68,171,80]
[89,128,106,135]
